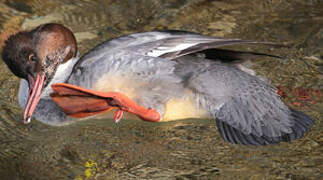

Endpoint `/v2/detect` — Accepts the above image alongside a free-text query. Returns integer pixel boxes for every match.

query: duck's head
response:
[1,23,77,123]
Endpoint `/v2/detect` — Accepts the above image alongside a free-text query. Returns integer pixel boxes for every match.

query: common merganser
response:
[1,23,314,145]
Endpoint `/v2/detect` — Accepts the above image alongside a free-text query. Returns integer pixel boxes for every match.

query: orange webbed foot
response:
[50,83,160,123]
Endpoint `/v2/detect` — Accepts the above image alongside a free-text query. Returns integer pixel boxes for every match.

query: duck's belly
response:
[92,75,210,122]
[162,96,210,121]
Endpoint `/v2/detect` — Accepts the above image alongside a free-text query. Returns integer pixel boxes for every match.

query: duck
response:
[1,23,314,145]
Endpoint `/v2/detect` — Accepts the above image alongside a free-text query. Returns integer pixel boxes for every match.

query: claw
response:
[114,109,124,123]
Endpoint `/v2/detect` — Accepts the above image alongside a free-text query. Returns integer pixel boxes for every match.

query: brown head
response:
[1,23,77,123]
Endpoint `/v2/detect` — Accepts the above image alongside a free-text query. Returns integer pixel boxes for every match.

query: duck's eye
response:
[28,54,37,62]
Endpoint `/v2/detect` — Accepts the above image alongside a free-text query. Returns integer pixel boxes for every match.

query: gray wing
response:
[124,30,280,60]
[72,30,278,71]
[175,57,314,145]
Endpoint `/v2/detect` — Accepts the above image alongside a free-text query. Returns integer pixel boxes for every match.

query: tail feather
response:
[216,109,315,145]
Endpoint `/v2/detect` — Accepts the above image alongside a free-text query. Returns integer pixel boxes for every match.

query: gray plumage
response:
[18,30,314,145]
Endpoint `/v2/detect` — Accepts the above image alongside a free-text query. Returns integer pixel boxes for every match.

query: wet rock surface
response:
[0,0,322,179]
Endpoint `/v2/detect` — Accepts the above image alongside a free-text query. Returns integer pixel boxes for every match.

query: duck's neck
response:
[42,56,79,98]
[18,56,79,109]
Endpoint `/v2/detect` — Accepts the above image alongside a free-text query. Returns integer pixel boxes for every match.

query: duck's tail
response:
[216,109,315,145]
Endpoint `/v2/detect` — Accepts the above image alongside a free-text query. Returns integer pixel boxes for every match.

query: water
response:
[0,0,322,179]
